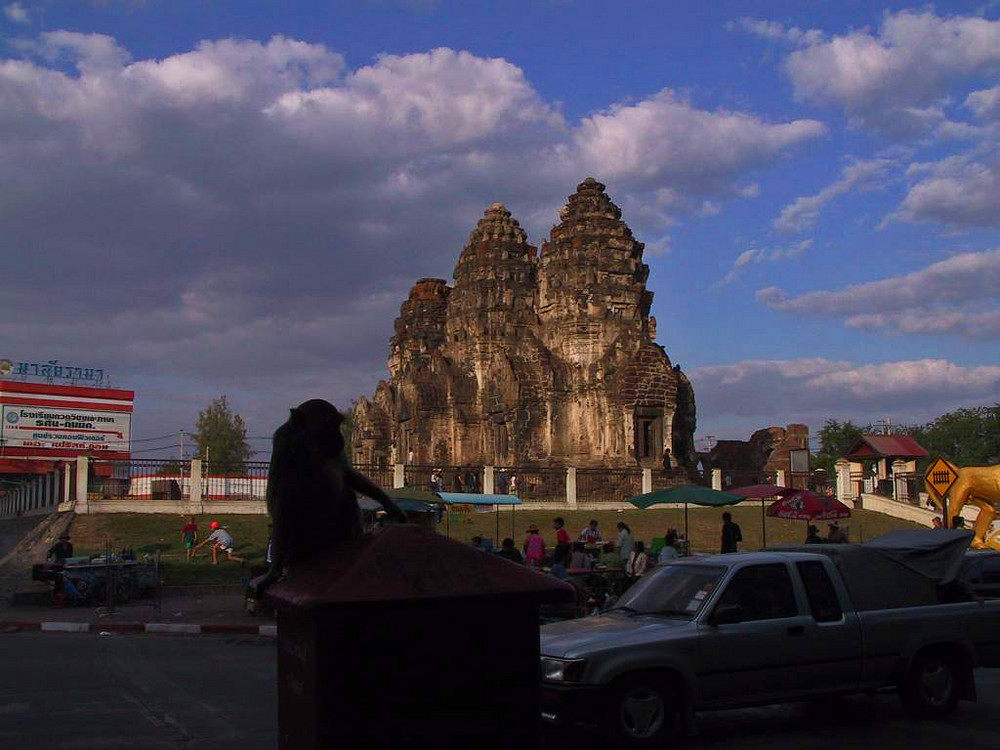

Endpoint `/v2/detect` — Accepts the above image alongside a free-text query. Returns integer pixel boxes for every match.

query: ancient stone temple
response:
[352,178,696,469]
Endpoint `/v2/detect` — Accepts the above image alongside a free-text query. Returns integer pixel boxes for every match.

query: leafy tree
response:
[909,405,1000,468]
[813,419,864,476]
[192,396,252,473]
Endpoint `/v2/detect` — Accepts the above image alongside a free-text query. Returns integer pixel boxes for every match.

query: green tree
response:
[813,419,864,476]
[193,396,252,473]
[911,405,1000,468]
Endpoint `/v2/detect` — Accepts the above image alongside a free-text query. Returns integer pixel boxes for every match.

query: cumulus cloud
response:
[783,10,1000,136]
[690,358,1000,432]
[730,17,824,47]
[890,155,1000,228]
[966,86,1000,121]
[0,32,823,436]
[757,249,1000,338]
[774,157,891,232]
[571,89,825,192]
[3,2,29,24]
[721,238,811,285]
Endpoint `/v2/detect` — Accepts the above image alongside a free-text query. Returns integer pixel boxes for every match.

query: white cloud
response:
[691,358,1000,429]
[966,86,1000,121]
[783,10,1000,136]
[721,238,812,285]
[570,89,825,191]
[0,32,823,437]
[891,155,1000,228]
[731,17,825,47]
[774,157,891,232]
[757,249,1000,338]
[3,2,28,24]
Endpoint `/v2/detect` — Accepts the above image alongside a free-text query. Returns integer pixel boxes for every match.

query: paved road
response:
[0,633,276,750]
[2,633,999,749]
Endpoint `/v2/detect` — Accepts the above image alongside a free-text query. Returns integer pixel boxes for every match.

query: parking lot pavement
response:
[545,668,1000,749]
[4,632,999,750]
[0,633,276,750]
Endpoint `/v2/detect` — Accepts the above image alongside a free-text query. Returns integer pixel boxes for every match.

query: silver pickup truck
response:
[539,530,1000,748]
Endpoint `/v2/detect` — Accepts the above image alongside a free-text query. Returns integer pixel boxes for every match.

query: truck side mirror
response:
[710,603,743,626]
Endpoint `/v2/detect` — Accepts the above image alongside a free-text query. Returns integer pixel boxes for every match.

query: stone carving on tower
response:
[352,179,696,469]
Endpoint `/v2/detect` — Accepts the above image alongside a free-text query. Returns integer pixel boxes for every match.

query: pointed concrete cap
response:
[263,524,574,610]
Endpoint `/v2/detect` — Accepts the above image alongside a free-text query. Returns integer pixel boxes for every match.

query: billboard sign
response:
[1,404,131,454]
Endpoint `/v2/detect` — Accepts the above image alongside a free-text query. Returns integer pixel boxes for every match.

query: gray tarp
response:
[773,529,974,612]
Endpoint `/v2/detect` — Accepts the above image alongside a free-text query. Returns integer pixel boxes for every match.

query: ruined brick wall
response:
[353,178,696,469]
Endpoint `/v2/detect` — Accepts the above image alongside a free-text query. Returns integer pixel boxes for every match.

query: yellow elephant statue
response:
[926,465,1000,549]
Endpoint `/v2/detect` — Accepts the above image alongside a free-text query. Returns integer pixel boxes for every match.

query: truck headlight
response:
[541,657,587,683]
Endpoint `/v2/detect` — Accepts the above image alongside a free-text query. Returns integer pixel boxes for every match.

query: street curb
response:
[0,620,276,637]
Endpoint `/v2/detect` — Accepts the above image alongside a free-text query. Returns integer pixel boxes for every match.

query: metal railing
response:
[501,467,565,504]
[576,468,642,504]
[90,459,192,502]
[202,461,269,501]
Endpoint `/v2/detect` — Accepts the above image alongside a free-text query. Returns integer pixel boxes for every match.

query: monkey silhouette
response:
[252,399,406,594]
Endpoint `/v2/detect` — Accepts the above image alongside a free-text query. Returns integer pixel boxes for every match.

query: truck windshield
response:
[612,564,725,618]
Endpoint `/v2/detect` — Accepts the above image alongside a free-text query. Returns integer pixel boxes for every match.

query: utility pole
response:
[179,430,185,461]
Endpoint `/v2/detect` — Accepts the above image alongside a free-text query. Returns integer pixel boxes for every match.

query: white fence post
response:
[483,466,495,495]
[835,459,852,505]
[711,468,722,491]
[642,468,652,495]
[75,455,89,514]
[566,467,577,509]
[190,459,204,513]
[393,464,405,489]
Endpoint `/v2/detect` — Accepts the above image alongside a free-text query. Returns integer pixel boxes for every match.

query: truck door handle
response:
[787,625,804,637]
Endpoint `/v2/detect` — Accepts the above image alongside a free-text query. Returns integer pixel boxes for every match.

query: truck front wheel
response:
[605,674,678,748]
[901,651,961,719]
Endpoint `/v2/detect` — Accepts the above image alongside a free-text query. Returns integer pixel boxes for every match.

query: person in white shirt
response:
[626,541,650,578]
[616,522,634,563]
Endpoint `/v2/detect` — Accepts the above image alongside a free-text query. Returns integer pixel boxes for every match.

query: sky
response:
[1,1,999,458]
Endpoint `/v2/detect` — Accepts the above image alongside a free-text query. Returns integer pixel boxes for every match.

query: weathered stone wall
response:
[353,178,696,469]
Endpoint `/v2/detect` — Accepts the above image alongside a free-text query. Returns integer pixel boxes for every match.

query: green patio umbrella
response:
[629,484,745,545]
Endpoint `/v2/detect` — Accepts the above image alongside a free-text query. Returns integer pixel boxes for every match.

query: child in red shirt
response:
[180,517,198,561]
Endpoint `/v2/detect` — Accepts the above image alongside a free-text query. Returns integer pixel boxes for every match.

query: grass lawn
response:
[67,506,926,586]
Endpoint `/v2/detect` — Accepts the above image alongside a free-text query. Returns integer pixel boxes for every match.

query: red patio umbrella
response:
[730,484,798,547]
[767,491,852,521]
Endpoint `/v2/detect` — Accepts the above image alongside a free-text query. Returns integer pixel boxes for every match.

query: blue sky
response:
[2,1,998,456]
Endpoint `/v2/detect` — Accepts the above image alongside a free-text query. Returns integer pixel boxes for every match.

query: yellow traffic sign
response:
[924,457,960,498]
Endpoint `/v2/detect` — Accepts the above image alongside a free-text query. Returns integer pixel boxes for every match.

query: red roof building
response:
[843,435,929,461]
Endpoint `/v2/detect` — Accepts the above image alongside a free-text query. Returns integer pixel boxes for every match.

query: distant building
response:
[352,178,696,469]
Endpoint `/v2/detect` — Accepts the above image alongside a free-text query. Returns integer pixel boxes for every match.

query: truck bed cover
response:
[772,529,973,611]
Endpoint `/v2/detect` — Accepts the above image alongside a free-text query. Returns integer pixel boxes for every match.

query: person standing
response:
[616,522,634,564]
[658,529,679,563]
[180,516,199,561]
[523,524,546,570]
[553,517,571,560]
[720,511,742,554]
[626,540,650,579]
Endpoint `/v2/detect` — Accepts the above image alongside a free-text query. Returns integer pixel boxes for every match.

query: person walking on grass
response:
[720,511,742,554]
[180,516,199,561]
[194,521,244,564]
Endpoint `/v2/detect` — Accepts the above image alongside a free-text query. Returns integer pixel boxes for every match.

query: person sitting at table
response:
[626,541,650,579]
[579,519,602,544]
[496,537,523,564]
[598,541,619,568]
[569,541,589,570]
[523,524,546,569]
[658,529,679,563]
[47,533,74,565]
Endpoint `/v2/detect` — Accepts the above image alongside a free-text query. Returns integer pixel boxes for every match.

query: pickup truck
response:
[539,531,1000,748]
